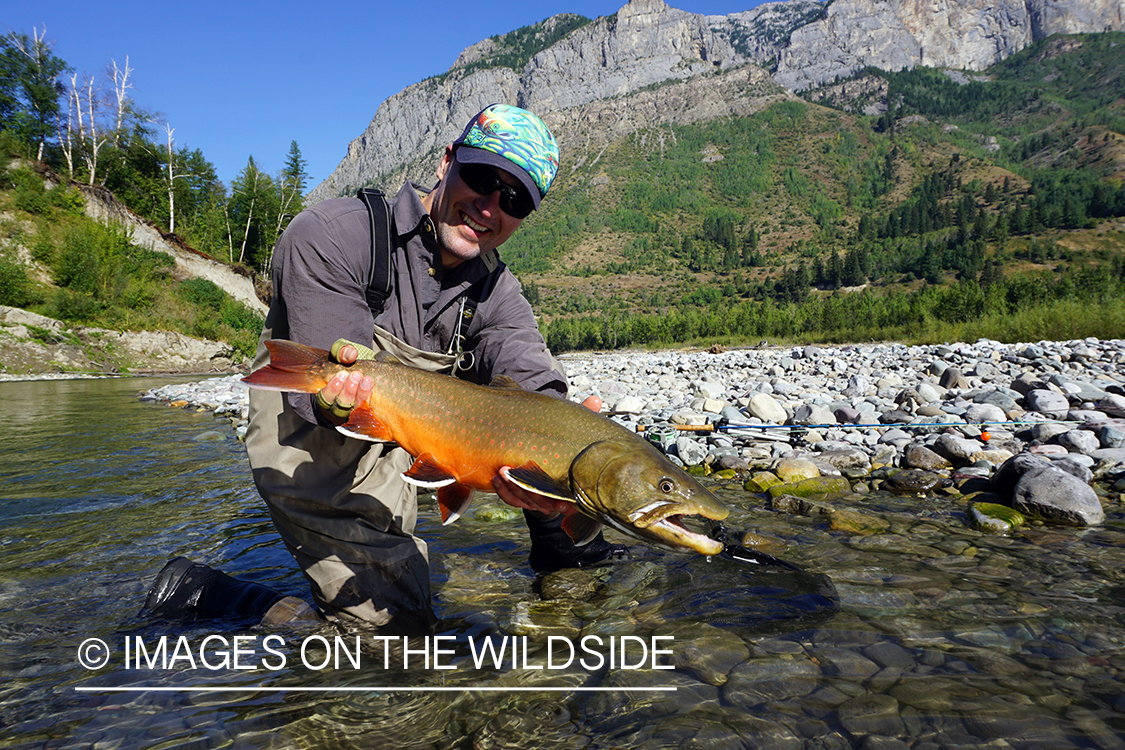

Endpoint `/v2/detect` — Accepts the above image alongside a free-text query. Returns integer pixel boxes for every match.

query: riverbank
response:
[141,337,1125,534]
[0,305,242,378]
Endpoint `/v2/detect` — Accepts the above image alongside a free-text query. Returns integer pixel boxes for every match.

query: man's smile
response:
[460,210,490,234]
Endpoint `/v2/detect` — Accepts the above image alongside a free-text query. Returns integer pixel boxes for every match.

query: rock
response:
[774,456,820,482]
[829,508,891,535]
[747,392,787,423]
[767,475,851,499]
[675,436,708,466]
[1097,424,1125,449]
[837,693,905,737]
[724,653,821,707]
[474,504,523,522]
[1058,429,1101,455]
[539,569,599,601]
[744,471,782,493]
[882,469,945,494]
[939,367,966,389]
[814,448,872,473]
[1025,389,1071,419]
[990,453,1092,495]
[1013,465,1105,526]
[964,402,1007,424]
[903,444,952,470]
[792,403,836,426]
[932,433,983,465]
[654,622,749,686]
[613,395,648,413]
[1029,422,1072,442]
[969,502,1027,533]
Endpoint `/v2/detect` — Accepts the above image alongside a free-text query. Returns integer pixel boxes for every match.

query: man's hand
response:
[493,394,602,517]
[314,343,374,422]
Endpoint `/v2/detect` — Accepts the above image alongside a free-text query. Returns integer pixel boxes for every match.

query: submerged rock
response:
[882,469,946,495]
[539,569,599,601]
[969,502,1027,533]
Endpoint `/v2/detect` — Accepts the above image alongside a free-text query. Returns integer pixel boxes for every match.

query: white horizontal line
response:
[75,686,677,693]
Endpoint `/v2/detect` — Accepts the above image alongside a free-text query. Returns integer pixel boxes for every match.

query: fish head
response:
[570,440,729,556]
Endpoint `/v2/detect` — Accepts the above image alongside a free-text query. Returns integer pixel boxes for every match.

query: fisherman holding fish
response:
[143,105,629,628]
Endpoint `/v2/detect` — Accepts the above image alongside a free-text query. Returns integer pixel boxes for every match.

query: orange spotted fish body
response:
[244,340,728,555]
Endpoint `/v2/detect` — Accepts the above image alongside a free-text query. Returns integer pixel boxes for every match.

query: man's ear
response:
[435,146,455,183]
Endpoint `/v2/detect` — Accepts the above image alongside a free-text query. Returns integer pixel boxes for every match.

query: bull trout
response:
[243,340,728,555]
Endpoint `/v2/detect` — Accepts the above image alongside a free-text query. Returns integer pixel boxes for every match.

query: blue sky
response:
[6,1,765,193]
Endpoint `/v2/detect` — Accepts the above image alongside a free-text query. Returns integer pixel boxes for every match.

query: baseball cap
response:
[452,104,559,210]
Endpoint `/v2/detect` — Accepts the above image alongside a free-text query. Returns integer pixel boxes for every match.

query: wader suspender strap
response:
[356,187,490,359]
[357,188,392,317]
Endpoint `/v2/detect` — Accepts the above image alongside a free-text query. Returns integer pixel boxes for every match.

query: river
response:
[1,377,1123,749]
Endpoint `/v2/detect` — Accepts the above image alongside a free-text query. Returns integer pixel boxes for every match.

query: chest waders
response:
[243,192,492,629]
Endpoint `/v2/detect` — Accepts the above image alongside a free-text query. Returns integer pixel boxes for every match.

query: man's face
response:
[423,148,527,269]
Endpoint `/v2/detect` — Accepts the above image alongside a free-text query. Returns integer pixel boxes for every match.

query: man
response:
[143,104,619,629]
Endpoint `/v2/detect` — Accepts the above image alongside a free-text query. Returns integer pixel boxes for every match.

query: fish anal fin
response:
[488,374,523,390]
[437,483,475,525]
[561,511,602,547]
[337,403,394,442]
[502,463,572,502]
[402,454,458,488]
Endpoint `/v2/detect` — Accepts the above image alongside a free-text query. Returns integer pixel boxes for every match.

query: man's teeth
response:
[462,212,488,233]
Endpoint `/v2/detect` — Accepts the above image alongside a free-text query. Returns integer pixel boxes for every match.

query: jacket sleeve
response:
[469,269,568,399]
[272,201,375,425]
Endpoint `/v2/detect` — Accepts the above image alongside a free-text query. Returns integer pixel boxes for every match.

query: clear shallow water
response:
[1,378,1124,749]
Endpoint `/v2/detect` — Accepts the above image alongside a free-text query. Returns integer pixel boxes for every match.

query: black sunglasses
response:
[457,162,536,219]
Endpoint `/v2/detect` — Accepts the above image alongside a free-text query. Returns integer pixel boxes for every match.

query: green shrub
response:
[178,277,226,311]
[55,230,102,295]
[0,256,34,307]
[51,288,102,321]
[219,298,264,332]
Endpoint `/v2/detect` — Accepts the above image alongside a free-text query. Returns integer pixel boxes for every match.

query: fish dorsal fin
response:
[337,403,394,442]
[374,351,403,364]
[437,483,475,525]
[561,511,602,546]
[488,374,523,390]
[402,454,458,488]
[501,463,572,502]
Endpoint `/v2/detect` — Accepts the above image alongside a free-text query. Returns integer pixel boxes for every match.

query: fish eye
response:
[659,478,675,493]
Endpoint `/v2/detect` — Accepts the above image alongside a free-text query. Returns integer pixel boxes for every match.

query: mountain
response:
[307,0,1122,203]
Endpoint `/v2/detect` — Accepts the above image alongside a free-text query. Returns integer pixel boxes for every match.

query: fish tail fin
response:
[242,340,333,393]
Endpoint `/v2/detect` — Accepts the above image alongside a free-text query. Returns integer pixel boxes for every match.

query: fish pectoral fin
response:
[337,403,394,442]
[502,463,572,502]
[561,511,602,547]
[487,374,523,390]
[437,483,475,525]
[402,454,458,488]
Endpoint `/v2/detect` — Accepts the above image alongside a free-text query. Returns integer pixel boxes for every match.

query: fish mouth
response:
[629,502,725,556]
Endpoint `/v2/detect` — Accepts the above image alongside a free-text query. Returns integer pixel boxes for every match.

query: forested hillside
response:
[516,33,1125,352]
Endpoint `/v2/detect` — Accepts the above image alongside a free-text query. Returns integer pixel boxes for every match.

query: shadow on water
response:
[2,378,1125,748]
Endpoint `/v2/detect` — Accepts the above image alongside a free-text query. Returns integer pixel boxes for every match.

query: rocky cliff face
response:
[308,0,1123,203]
[773,0,1125,91]
[308,0,803,203]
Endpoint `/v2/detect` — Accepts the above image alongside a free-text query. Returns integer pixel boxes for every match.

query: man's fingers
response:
[316,371,371,420]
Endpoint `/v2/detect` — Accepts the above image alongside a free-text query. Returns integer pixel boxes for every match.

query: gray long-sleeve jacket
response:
[267,181,565,424]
